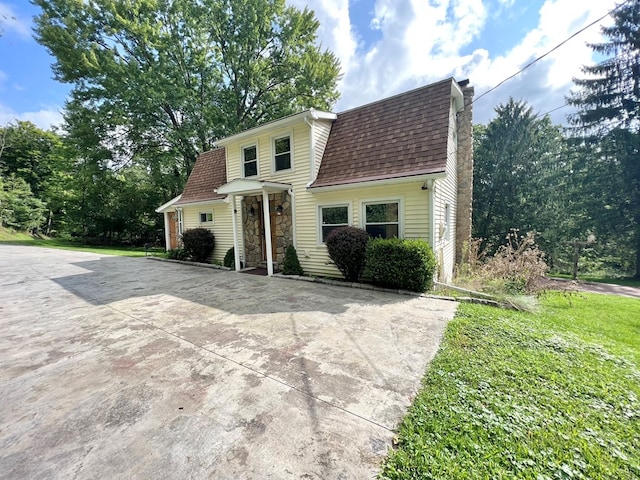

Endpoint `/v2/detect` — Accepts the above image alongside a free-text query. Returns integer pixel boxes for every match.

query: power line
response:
[473,0,631,105]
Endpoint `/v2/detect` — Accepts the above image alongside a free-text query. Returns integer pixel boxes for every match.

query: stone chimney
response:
[455,80,474,267]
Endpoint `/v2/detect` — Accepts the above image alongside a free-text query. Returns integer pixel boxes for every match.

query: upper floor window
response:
[364,201,399,239]
[319,204,349,243]
[243,145,258,177]
[274,136,291,171]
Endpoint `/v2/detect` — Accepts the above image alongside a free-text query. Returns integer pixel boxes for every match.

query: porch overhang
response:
[155,194,182,213]
[216,179,291,196]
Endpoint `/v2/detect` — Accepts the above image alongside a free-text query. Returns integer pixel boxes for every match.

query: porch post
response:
[261,189,274,276]
[231,195,241,271]
[163,212,171,251]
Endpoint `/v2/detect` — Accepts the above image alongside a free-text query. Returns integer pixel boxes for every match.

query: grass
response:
[551,273,640,288]
[381,292,640,479]
[0,228,162,257]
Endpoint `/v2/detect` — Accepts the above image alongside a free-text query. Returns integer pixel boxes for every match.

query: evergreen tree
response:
[568,0,640,277]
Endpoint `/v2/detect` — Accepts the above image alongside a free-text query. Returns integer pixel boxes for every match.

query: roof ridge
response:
[336,77,455,116]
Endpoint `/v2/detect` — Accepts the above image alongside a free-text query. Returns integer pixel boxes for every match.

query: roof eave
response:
[173,197,227,207]
[155,194,182,213]
[307,171,447,193]
[215,109,336,147]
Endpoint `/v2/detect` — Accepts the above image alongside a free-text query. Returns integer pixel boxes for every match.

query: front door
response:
[168,212,178,249]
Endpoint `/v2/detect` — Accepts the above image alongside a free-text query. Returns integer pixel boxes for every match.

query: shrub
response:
[166,248,188,260]
[224,246,243,269]
[282,245,304,275]
[181,228,215,263]
[364,238,437,292]
[325,226,369,282]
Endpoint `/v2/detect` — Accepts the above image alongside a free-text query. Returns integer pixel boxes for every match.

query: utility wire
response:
[473,0,631,104]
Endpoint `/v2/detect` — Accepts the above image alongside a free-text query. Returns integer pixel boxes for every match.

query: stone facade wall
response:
[456,84,474,266]
[242,192,293,268]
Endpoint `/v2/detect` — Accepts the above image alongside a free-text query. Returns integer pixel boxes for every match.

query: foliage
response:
[223,246,236,269]
[282,244,304,275]
[381,294,640,479]
[472,100,569,263]
[166,248,188,260]
[181,227,215,262]
[363,238,436,292]
[461,231,548,294]
[0,121,71,234]
[325,226,369,282]
[0,174,47,232]
[567,0,640,278]
[33,0,341,176]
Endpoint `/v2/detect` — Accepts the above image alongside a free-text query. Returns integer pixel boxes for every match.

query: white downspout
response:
[288,188,297,249]
[262,189,274,276]
[428,179,436,253]
[231,195,241,271]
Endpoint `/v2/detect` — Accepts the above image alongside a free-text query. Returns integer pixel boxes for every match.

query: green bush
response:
[282,244,304,275]
[363,238,436,292]
[325,226,369,282]
[223,246,243,269]
[166,248,188,260]
[181,228,215,263]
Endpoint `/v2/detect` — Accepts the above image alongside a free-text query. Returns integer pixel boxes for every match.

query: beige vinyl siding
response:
[431,100,458,282]
[312,119,333,181]
[295,182,431,277]
[180,202,236,262]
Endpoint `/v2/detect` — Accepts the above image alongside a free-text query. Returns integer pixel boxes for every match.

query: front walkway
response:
[0,246,457,479]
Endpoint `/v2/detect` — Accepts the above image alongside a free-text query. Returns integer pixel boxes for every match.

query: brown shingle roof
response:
[175,148,227,205]
[310,78,455,188]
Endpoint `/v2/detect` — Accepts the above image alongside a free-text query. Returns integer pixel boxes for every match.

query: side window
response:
[199,211,213,223]
[364,202,399,239]
[319,205,349,243]
[243,145,258,177]
[274,136,291,171]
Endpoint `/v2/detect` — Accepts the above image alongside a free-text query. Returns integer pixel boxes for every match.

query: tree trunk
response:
[635,224,640,279]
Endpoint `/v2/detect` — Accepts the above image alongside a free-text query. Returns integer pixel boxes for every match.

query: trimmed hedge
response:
[181,228,215,263]
[325,226,369,282]
[363,238,437,292]
[282,245,304,275]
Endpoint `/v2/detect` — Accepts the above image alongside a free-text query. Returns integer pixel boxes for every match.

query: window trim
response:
[199,210,214,224]
[242,143,259,178]
[360,197,403,239]
[271,132,294,174]
[317,202,351,245]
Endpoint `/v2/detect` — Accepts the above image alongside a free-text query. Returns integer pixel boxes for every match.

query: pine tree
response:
[568,0,640,277]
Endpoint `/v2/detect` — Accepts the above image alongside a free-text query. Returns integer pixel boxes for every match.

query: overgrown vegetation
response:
[282,244,303,275]
[364,238,436,292]
[326,226,369,282]
[181,228,215,263]
[460,230,548,295]
[381,293,640,479]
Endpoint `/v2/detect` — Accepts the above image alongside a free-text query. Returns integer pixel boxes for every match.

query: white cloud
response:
[0,2,31,39]
[0,103,64,130]
[287,0,620,125]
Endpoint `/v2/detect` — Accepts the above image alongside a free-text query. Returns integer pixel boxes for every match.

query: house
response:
[156,77,474,282]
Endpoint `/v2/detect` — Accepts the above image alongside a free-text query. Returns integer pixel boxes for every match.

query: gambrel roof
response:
[309,78,462,188]
[174,147,227,205]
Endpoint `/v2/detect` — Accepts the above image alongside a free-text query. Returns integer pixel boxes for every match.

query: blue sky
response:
[0,0,619,130]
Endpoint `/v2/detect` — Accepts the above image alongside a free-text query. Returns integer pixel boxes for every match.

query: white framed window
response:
[199,211,214,224]
[243,144,258,177]
[177,208,184,235]
[273,135,292,172]
[363,200,400,239]
[318,204,350,244]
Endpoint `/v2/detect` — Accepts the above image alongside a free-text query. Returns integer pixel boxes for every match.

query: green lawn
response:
[381,293,640,479]
[551,273,640,288]
[0,228,162,257]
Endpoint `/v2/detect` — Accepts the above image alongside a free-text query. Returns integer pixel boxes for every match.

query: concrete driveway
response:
[0,245,457,479]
